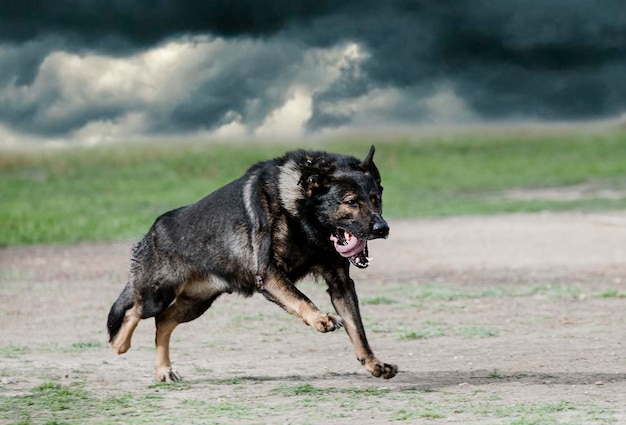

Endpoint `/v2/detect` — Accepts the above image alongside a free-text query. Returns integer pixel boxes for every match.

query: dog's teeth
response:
[344,230,351,240]
[366,257,373,262]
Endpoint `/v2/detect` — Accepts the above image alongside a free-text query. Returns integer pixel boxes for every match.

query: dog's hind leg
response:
[110,305,141,355]
[108,277,176,355]
[154,290,223,382]
[108,282,141,355]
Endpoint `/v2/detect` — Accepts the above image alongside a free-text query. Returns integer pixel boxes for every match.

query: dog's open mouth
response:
[330,229,370,268]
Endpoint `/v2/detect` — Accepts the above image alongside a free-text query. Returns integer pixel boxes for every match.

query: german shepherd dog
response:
[107,145,397,381]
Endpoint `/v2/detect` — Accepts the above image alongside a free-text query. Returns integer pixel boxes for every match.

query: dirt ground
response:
[1,212,626,424]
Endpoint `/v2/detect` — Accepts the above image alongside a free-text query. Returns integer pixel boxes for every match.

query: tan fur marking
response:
[154,278,226,381]
[109,306,141,355]
[177,275,230,300]
[242,175,260,265]
[242,173,257,223]
[154,318,180,382]
[277,160,302,215]
[261,272,342,333]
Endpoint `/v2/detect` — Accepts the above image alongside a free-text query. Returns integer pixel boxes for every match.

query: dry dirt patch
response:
[1,212,625,424]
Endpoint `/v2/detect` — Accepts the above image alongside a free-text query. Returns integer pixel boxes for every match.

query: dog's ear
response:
[297,154,333,197]
[299,172,330,197]
[360,145,376,170]
[360,144,382,187]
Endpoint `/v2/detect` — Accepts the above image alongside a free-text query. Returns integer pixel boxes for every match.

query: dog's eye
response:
[371,195,381,206]
[344,199,359,208]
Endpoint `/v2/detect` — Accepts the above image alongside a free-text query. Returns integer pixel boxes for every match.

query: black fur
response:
[106,282,133,339]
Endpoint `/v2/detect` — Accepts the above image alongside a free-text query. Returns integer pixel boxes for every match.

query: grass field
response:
[2,128,626,246]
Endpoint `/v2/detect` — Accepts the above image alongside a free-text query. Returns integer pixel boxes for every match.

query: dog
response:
[107,145,397,381]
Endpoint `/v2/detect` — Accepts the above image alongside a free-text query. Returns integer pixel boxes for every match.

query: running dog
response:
[107,145,397,381]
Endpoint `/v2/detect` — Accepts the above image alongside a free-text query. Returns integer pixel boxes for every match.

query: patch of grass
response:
[488,370,505,379]
[0,381,190,424]
[403,282,582,302]
[465,392,602,424]
[457,325,500,338]
[271,383,327,397]
[178,399,257,420]
[495,401,574,423]
[25,381,89,409]
[193,365,213,374]
[0,382,93,424]
[64,341,104,352]
[586,405,620,423]
[269,383,400,416]
[147,380,193,391]
[271,383,391,397]
[1,380,262,424]
[3,129,626,246]
[0,344,30,358]
[476,399,574,417]
[399,328,446,340]
[409,284,467,301]
[597,289,626,298]
[392,397,449,421]
[526,283,583,300]
[212,375,276,385]
[395,407,445,420]
[407,283,531,300]
[361,296,398,305]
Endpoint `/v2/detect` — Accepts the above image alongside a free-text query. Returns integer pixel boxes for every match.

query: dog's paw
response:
[364,359,398,379]
[156,367,182,382]
[312,313,344,333]
[109,339,131,355]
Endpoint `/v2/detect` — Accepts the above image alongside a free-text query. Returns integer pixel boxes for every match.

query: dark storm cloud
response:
[0,0,352,50]
[300,0,626,125]
[1,0,625,140]
[423,0,626,120]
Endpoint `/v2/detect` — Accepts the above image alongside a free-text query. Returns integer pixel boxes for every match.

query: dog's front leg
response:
[257,270,343,333]
[325,268,398,379]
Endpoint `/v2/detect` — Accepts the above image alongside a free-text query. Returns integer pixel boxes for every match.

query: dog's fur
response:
[107,145,397,381]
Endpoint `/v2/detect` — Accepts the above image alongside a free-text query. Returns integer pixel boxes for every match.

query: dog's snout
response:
[371,217,390,239]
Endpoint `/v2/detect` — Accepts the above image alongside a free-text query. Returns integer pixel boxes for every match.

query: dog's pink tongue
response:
[330,234,366,258]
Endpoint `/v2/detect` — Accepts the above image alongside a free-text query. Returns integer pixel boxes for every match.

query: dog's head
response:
[279,145,388,269]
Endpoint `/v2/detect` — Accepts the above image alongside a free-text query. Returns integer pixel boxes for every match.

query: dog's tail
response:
[107,282,134,342]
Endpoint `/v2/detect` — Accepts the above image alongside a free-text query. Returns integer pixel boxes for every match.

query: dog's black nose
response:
[371,218,390,239]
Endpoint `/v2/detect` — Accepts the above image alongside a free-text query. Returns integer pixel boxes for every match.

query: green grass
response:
[0,382,123,424]
[399,327,447,340]
[402,282,583,302]
[361,296,398,305]
[2,129,626,246]
[457,325,500,338]
[0,369,617,424]
[597,289,626,298]
[271,383,391,397]
[398,323,499,340]
[0,344,30,358]
[64,341,104,352]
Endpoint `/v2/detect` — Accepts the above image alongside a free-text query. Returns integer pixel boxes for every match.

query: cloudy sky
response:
[1,1,625,145]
